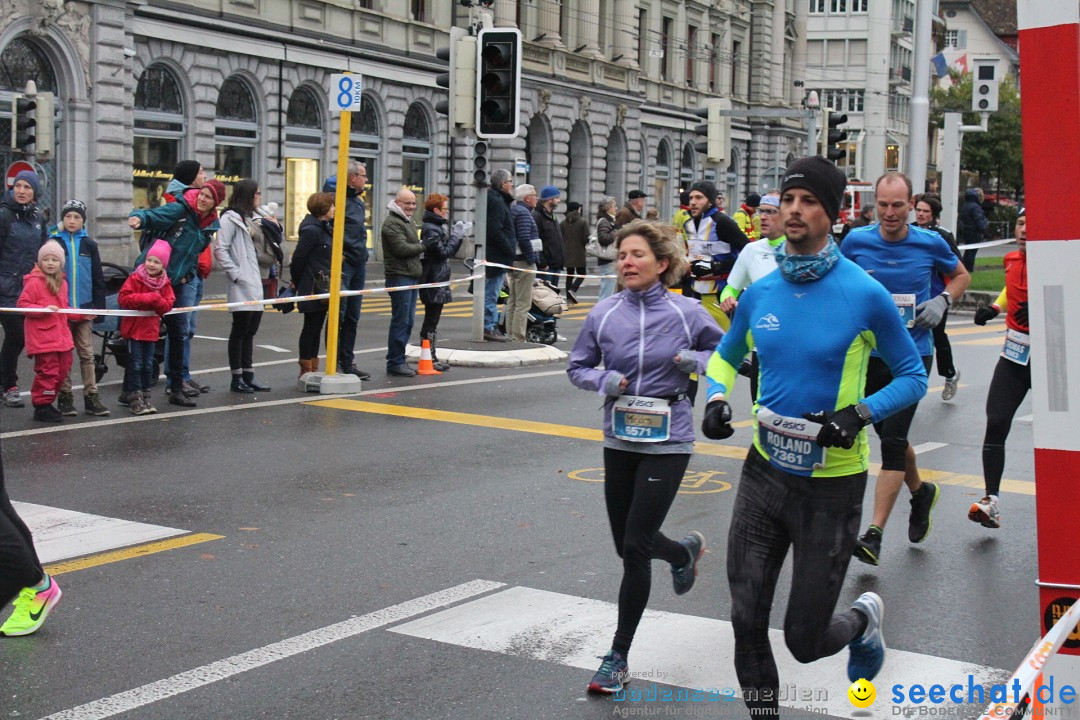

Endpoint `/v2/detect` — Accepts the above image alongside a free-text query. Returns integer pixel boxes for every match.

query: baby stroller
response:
[523,278,565,345]
[92,262,164,384]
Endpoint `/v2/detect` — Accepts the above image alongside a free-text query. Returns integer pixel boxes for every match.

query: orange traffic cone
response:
[417,338,442,375]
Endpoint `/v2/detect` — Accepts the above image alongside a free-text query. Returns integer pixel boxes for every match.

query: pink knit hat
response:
[38,239,65,264]
[146,239,172,267]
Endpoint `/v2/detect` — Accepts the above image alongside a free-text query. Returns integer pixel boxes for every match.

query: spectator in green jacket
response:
[381,187,422,377]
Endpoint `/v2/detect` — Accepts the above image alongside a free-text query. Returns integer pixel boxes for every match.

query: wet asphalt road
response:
[0,269,1038,720]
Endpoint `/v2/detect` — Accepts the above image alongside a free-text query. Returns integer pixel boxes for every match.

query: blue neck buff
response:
[774,237,841,283]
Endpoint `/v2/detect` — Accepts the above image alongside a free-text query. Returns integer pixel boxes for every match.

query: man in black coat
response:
[484,169,516,342]
[957,187,989,271]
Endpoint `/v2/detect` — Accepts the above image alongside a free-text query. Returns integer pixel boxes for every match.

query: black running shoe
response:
[908,481,940,543]
[854,526,882,566]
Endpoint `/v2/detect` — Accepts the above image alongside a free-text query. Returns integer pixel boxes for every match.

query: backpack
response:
[139,216,187,253]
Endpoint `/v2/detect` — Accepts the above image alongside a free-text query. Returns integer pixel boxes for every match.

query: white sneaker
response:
[968,496,1001,528]
[942,370,960,401]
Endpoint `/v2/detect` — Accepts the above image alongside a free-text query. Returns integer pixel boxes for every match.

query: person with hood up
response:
[128,179,224,407]
[419,193,470,371]
[50,199,108,416]
[0,170,49,408]
[560,201,590,301]
[957,187,989,271]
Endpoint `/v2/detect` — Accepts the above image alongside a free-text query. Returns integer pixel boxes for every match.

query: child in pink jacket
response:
[16,240,85,422]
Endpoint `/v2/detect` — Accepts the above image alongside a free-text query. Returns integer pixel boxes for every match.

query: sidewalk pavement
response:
[405,337,568,368]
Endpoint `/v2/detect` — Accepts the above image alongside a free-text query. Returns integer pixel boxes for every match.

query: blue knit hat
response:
[11,170,40,200]
[539,185,560,201]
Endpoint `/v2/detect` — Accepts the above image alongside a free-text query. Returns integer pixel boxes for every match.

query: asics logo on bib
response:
[628,398,658,408]
[772,417,808,431]
[756,313,781,331]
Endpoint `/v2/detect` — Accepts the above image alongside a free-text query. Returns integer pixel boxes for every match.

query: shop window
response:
[215,76,259,198]
[133,63,186,209]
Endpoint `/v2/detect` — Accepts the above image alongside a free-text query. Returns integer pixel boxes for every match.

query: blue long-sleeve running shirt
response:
[841,224,959,357]
[705,255,927,477]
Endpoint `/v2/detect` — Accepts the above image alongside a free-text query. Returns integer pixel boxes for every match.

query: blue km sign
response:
[329,74,364,112]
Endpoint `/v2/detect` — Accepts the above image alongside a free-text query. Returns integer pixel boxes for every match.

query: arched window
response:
[350,96,380,138]
[348,95,381,256]
[215,76,260,196]
[285,86,322,145]
[132,63,186,209]
[680,143,695,194]
[0,37,58,93]
[654,139,671,220]
[402,103,431,200]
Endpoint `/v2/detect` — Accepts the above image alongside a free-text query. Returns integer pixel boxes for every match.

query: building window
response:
[402,103,432,204]
[285,86,322,145]
[944,30,959,48]
[410,0,426,22]
[0,36,59,93]
[638,9,648,69]
[661,17,672,81]
[133,63,185,210]
[284,86,324,243]
[709,33,721,92]
[830,0,846,12]
[654,140,671,221]
[809,0,825,13]
[214,76,259,197]
[686,25,697,87]
[847,89,865,113]
[349,96,381,251]
[851,0,868,11]
[731,40,742,97]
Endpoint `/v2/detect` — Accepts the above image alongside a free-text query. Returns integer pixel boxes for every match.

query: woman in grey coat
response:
[215,179,271,393]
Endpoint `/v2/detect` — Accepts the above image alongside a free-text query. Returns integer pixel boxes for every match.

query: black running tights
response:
[982,356,1031,497]
[602,448,690,657]
[0,442,42,606]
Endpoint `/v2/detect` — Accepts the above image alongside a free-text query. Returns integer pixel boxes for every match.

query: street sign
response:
[515,159,530,175]
[329,74,364,112]
[5,160,34,190]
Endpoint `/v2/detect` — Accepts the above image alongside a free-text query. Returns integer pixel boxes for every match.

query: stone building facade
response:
[0,0,809,263]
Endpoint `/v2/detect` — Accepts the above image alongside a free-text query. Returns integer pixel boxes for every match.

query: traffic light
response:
[10,93,36,153]
[692,101,729,164]
[473,140,489,186]
[436,28,476,130]
[821,109,848,163]
[34,92,55,157]
[971,59,999,113]
[475,27,521,139]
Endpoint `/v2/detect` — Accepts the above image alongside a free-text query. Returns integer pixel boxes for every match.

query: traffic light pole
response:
[939,111,989,234]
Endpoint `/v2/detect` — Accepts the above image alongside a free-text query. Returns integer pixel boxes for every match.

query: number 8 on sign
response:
[328,73,364,112]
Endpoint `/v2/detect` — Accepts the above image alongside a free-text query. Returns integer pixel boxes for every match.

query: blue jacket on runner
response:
[50,225,105,311]
[706,255,926,478]
[568,281,725,448]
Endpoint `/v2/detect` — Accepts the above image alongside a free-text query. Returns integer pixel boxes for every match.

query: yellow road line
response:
[309,399,1033,495]
[43,532,224,576]
[954,337,1008,346]
[945,325,1005,337]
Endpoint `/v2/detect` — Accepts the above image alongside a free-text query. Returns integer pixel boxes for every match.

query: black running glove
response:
[974,305,999,326]
[691,260,713,278]
[1014,301,1029,327]
[702,399,734,440]
[802,405,870,449]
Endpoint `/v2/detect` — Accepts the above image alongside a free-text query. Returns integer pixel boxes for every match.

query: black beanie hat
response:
[173,160,202,187]
[61,199,87,221]
[780,156,847,222]
[746,193,761,207]
[689,181,718,205]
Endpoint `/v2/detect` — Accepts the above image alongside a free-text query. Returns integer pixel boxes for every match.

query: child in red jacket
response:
[118,240,175,415]
[16,240,83,422]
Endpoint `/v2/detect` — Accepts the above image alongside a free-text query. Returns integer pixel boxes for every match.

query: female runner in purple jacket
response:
[567,219,725,694]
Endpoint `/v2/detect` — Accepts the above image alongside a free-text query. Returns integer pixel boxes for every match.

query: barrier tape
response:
[0,273,484,318]
[957,238,1015,252]
[977,599,1080,720]
[476,260,616,279]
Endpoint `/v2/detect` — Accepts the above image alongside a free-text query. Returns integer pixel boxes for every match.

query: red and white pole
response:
[1018,0,1080,693]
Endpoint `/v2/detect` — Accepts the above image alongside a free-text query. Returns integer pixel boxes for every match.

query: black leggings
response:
[228,311,264,372]
[983,356,1031,497]
[728,450,868,717]
[0,312,26,389]
[865,355,933,470]
[566,267,586,294]
[162,309,186,392]
[420,302,443,339]
[932,309,956,379]
[299,309,328,359]
[0,443,43,606]
[602,448,690,657]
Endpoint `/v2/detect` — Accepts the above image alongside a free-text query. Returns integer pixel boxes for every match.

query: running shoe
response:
[853,526,882,566]
[3,386,24,408]
[968,496,1001,529]
[671,531,706,596]
[587,650,629,694]
[941,370,960,401]
[0,576,62,636]
[908,481,940,543]
[848,591,886,682]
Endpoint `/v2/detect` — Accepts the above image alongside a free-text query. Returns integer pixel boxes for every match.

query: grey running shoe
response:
[3,387,24,408]
[941,370,960,401]
[968,496,1001,528]
[671,531,706,595]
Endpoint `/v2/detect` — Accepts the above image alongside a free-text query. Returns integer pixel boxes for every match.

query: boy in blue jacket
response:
[51,200,108,416]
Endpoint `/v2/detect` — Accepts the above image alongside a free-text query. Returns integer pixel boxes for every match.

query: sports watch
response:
[854,403,873,425]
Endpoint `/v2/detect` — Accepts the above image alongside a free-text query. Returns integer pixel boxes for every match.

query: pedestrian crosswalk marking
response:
[390,585,1011,720]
